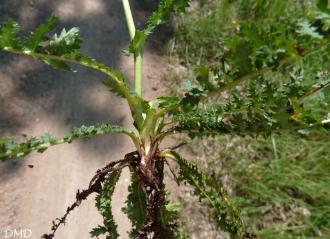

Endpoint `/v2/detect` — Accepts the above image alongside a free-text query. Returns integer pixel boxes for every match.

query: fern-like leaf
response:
[91,170,121,239]
[25,16,59,51]
[169,151,245,238]
[0,123,135,161]
[122,170,147,236]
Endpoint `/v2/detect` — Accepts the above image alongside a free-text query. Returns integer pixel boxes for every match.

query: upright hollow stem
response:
[134,51,143,97]
[121,0,143,97]
[122,0,136,38]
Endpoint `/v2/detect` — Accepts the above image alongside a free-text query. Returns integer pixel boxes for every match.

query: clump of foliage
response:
[0,0,330,238]
[170,0,330,237]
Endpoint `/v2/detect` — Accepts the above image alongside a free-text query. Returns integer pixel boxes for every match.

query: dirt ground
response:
[0,0,169,238]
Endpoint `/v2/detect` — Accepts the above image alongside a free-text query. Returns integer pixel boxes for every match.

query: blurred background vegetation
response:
[166,0,330,238]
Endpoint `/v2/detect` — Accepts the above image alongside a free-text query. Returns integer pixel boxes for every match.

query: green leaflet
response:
[36,26,82,71]
[160,194,181,233]
[128,0,189,54]
[103,77,130,99]
[0,19,21,49]
[129,96,150,131]
[91,170,121,239]
[25,16,59,51]
[23,17,82,71]
[154,96,181,109]
[47,27,82,53]
[128,30,147,55]
[122,170,147,236]
[144,0,189,34]
[170,151,244,238]
[103,76,150,131]
[296,19,323,39]
[0,123,134,161]
[39,27,82,70]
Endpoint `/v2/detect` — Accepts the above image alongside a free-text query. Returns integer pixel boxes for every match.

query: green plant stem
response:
[135,51,143,97]
[121,0,143,97]
[271,134,278,160]
[121,0,136,39]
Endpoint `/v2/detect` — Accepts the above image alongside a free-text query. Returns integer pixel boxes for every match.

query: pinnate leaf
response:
[0,123,133,161]
[122,171,147,236]
[170,151,244,238]
[91,171,121,239]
